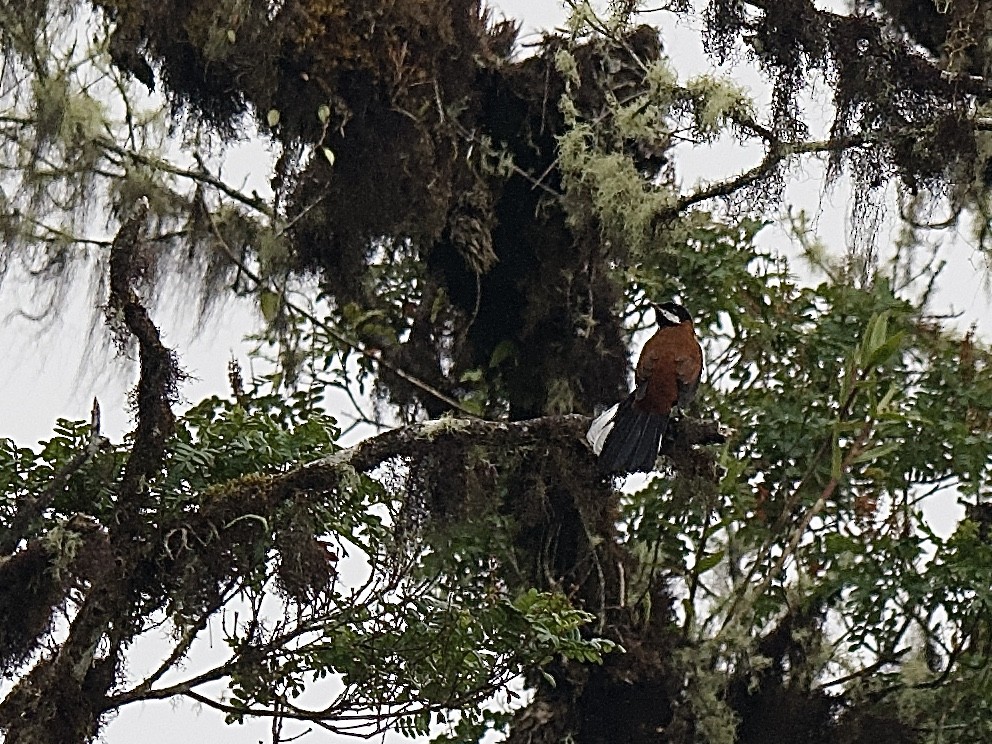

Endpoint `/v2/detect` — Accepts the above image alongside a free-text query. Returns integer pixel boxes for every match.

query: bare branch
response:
[94,136,275,219]
[660,133,868,220]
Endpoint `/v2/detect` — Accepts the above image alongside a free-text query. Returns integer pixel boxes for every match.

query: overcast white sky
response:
[1,1,990,741]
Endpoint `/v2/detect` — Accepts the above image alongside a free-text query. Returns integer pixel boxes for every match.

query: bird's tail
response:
[586,397,668,474]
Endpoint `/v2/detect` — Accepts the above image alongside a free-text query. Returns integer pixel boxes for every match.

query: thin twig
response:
[201,200,479,417]
[95,136,275,218]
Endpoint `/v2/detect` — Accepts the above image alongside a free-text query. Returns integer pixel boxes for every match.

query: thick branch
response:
[309,412,725,477]
[0,201,187,744]
[106,198,180,502]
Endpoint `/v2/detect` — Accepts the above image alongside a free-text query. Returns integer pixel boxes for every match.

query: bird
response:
[587,301,703,474]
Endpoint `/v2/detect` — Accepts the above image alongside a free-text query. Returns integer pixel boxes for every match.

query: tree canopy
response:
[2,1,992,743]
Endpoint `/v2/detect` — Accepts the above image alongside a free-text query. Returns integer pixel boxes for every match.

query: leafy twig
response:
[0,398,108,556]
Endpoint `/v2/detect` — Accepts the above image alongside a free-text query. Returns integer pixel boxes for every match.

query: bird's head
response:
[652,301,692,327]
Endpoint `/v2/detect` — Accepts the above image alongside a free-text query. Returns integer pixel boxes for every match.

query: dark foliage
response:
[0,542,70,675]
[704,0,977,197]
[91,1,668,419]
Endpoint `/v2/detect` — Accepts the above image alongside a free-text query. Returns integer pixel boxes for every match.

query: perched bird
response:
[587,301,703,473]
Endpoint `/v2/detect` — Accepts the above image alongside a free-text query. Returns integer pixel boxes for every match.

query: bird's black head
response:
[653,301,692,327]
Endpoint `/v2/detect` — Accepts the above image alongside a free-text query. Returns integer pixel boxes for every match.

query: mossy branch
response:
[310,412,726,477]
[106,197,181,502]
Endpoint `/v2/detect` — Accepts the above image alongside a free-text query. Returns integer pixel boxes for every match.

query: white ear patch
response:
[659,308,680,325]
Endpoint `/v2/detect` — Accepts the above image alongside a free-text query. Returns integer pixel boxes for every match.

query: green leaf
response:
[489,340,517,368]
[831,429,843,480]
[865,331,906,368]
[839,358,856,400]
[266,108,280,127]
[457,394,485,416]
[877,382,900,413]
[317,104,331,124]
[867,311,889,355]
[321,147,335,166]
[259,289,281,323]
[851,439,901,465]
[695,549,725,573]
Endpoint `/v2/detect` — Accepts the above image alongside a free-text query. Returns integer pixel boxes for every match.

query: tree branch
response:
[660,133,869,220]
[307,412,725,477]
[94,136,275,219]
[106,197,180,503]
